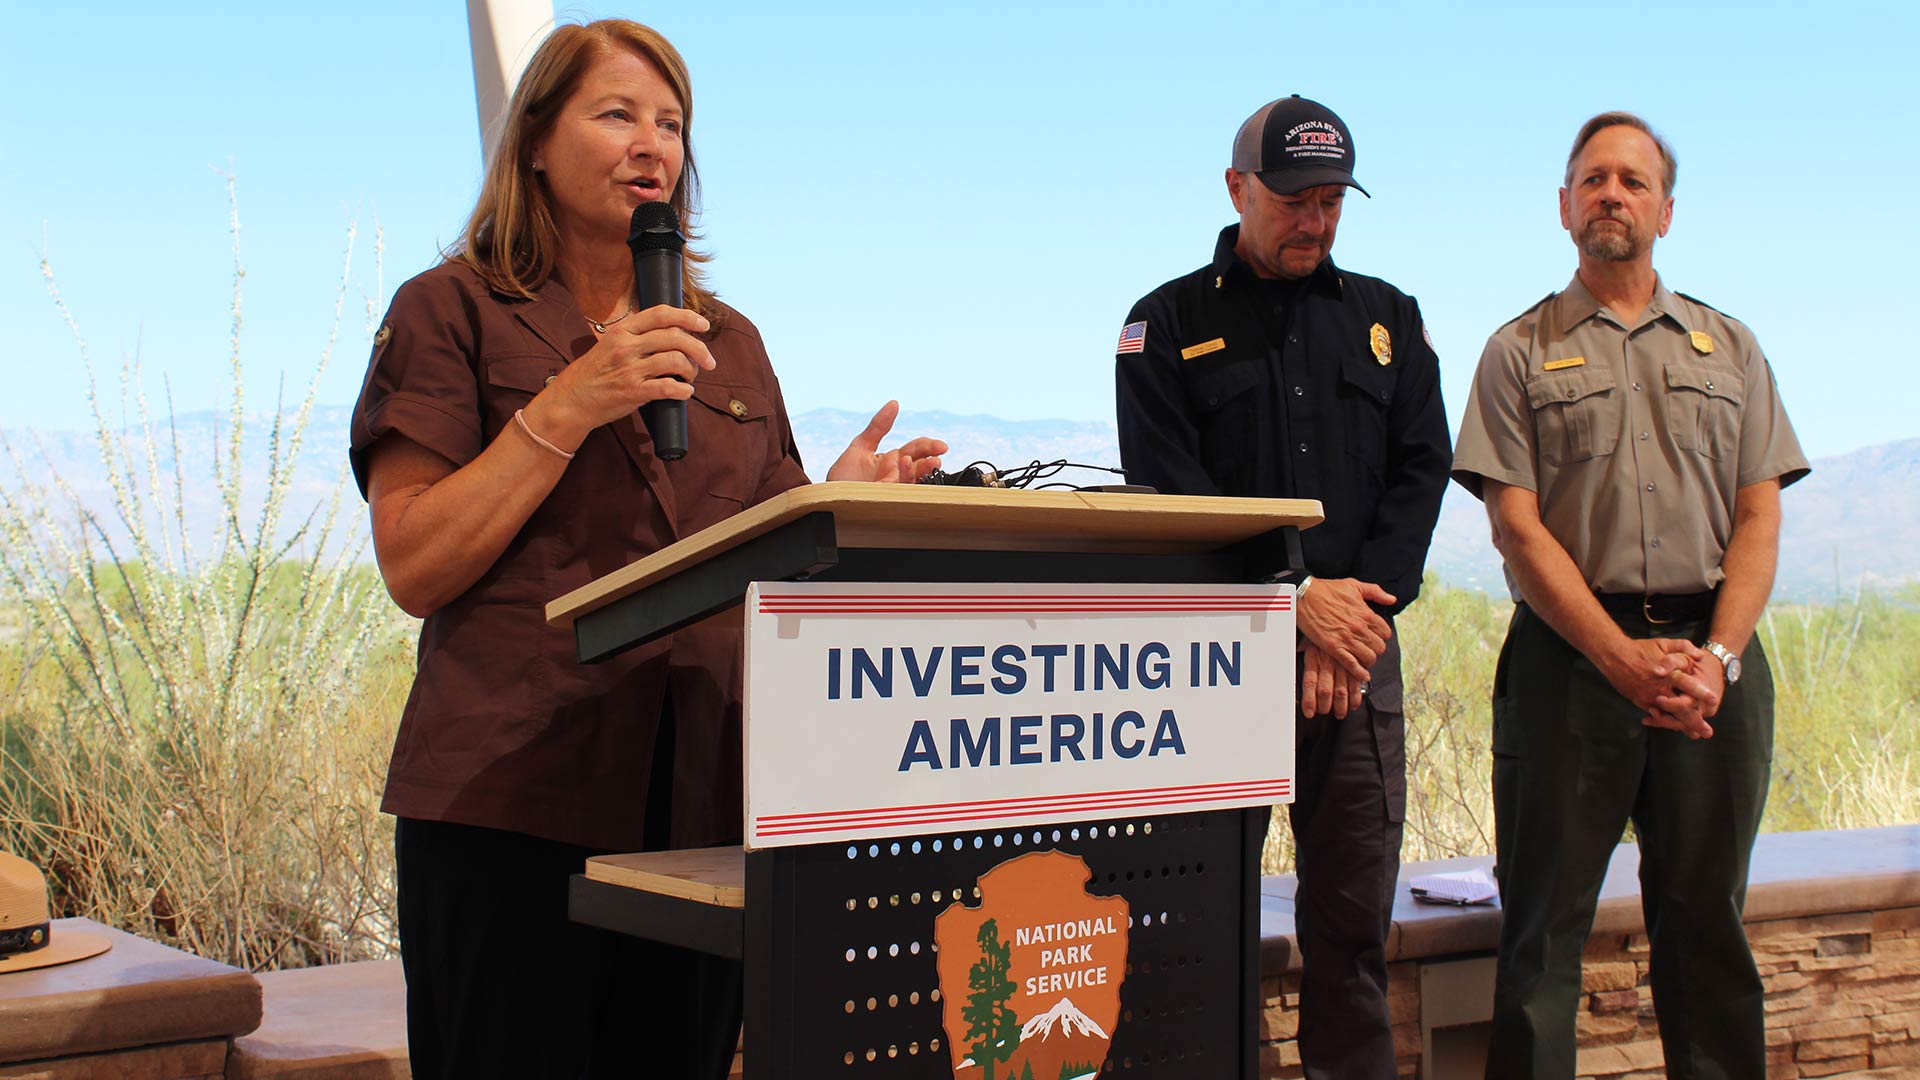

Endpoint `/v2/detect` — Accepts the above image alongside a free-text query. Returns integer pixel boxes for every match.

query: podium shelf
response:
[585,848,745,908]
[571,849,747,959]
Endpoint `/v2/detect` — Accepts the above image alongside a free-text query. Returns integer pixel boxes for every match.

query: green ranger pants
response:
[1484,602,1773,1080]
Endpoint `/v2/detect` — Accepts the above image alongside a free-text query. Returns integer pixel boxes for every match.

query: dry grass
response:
[1261,580,1920,876]
[1260,582,1509,875]
[0,181,410,969]
[1,188,1913,952]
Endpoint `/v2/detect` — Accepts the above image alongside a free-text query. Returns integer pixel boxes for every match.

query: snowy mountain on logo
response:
[996,996,1111,1080]
[953,996,1112,1080]
[1020,997,1109,1043]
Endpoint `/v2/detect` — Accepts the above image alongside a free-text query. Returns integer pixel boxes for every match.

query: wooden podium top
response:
[547,482,1321,627]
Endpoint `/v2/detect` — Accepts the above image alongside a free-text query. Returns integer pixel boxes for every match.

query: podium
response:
[548,484,1319,1079]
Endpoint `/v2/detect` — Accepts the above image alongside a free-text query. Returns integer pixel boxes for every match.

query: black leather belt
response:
[1594,590,1717,625]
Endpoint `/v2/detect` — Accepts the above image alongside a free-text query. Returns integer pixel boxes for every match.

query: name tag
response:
[1180,338,1227,360]
[1544,356,1586,371]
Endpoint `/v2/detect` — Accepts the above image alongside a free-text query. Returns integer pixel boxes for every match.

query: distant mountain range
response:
[796,410,1918,601]
[3,406,1912,601]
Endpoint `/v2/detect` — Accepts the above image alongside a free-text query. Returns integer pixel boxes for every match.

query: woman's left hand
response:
[826,401,947,483]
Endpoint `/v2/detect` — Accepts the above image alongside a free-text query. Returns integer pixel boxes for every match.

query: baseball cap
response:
[1231,95,1370,197]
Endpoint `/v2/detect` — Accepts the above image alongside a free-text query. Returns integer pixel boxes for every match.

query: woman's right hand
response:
[523,305,717,450]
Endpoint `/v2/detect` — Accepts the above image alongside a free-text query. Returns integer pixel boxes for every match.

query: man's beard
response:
[1578,217,1644,261]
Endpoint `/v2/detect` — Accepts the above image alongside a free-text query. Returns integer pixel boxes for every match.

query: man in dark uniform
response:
[1113,95,1451,1079]
[1452,112,1808,1077]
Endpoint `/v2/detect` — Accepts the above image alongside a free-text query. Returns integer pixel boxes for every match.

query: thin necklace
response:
[587,307,634,334]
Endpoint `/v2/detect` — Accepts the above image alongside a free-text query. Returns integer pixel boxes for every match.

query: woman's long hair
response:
[447,19,715,314]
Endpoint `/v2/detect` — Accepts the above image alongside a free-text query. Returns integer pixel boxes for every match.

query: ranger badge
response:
[1689,330,1714,355]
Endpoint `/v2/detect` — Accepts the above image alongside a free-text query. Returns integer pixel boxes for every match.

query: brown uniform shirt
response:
[349,261,811,852]
[1452,274,1809,599]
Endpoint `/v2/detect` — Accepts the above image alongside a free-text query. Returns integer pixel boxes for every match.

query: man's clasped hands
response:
[1294,578,1723,738]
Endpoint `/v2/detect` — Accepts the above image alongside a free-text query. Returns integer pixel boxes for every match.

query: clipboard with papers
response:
[1408,865,1500,906]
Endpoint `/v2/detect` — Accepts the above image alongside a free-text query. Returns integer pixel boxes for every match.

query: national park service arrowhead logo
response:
[934,851,1128,1080]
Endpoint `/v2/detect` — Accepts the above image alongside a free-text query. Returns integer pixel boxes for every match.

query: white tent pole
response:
[467,0,555,168]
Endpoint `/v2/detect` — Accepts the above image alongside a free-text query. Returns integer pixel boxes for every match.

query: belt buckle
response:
[1642,595,1675,625]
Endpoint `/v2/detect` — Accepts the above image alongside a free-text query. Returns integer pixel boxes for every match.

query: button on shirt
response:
[1114,226,1452,615]
[1452,274,1810,597]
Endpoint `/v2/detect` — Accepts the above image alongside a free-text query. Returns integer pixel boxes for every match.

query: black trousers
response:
[1277,691,1407,1080]
[395,816,743,1080]
[1484,603,1772,1080]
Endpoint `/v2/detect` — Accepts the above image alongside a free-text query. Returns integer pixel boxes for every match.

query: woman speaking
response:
[349,19,944,1077]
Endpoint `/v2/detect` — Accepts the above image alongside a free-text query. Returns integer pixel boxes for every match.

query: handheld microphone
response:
[628,202,688,460]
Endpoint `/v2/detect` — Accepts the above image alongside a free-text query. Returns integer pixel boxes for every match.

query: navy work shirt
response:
[1114,226,1452,615]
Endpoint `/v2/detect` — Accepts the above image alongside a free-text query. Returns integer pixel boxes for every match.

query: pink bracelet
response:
[514,409,575,461]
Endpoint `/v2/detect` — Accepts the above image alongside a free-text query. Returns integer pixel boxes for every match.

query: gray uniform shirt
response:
[1452,274,1809,599]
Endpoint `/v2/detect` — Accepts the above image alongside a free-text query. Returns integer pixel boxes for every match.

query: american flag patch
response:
[1116,321,1147,354]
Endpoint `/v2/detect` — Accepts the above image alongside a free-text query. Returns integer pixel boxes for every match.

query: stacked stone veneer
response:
[1259,963,1423,1078]
[1256,905,1920,1079]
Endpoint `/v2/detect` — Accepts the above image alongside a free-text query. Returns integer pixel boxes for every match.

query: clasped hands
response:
[534,306,944,480]
[1601,637,1724,740]
[1297,577,1397,720]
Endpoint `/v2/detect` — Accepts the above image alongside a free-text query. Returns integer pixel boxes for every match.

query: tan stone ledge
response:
[1258,825,1920,972]
[0,920,261,1065]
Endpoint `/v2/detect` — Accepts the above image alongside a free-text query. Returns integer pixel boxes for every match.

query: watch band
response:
[1703,640,1740,682]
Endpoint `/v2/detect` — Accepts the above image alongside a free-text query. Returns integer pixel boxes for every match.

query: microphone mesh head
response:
[628,203,684,252]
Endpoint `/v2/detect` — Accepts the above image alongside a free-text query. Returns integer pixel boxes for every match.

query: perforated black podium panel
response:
[567,509,1304,1078]
[744,808,1264,1078]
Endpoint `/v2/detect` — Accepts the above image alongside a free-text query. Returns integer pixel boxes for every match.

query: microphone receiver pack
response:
[628,202,688,461]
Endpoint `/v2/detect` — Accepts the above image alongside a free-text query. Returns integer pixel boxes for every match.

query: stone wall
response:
[1255,906,1920,1079]
[1259,963,1422,1078]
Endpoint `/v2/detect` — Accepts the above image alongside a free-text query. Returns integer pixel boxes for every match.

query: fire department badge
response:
[1369,323,1392,366]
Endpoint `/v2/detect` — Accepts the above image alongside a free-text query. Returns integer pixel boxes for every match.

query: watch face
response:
[1726,655,1743,684]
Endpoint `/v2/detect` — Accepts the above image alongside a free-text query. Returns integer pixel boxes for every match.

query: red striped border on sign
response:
[753,778,1292,837]
[757,593,1291,614]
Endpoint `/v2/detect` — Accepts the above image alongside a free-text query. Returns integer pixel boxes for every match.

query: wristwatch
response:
[1703,640,1742,684]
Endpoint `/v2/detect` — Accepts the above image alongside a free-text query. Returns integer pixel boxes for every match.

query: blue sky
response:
[4,1,1916,460]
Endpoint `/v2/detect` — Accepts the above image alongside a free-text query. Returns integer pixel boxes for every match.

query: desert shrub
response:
[1765,585,1920,832]
[0,183,410,969]
[1261,578,1508,875]
[1260,578,1920,876]
[2,184,1913,946]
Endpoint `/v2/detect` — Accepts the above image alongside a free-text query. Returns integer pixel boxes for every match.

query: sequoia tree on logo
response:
[962,919,1020,1080]
[934,851,1128,1080]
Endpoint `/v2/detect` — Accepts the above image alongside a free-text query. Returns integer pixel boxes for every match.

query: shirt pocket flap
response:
[1664,360,1741,402]
[689,379,772,423]
[484,356,563,393]
[1340,350,1396,407]
[1526,367,1617,410]
[1188,360,1260,413]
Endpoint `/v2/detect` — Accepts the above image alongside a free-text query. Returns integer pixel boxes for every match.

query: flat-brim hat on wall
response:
[0,850,111,974]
